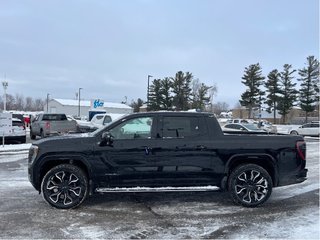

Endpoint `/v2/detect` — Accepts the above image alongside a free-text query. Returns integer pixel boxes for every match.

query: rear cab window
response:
[42,114,67,121]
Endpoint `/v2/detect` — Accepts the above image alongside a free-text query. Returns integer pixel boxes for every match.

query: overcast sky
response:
[0,0,318,107]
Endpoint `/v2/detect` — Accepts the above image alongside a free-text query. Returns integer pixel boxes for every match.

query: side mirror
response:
[101,132,114,146]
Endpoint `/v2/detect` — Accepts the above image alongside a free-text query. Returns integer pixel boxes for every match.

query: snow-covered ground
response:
[0,143,31,152]
[0,141,319,239]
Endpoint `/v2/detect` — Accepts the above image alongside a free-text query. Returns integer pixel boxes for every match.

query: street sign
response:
[0,113,12,135]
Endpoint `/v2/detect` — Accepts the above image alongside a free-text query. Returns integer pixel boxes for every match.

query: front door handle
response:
[175,144,187,151]
[144,146,152,155]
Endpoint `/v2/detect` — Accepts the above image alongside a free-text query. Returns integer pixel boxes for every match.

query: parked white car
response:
[1,118,26,144]
[226,119,252,124]
[290,122,320,137]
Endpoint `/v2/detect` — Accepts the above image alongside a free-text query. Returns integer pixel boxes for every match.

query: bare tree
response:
[5,94,16,110]
[212,101,230,115]
[15,93,25,110]
[25,97,34,111]
[34,98,45,111]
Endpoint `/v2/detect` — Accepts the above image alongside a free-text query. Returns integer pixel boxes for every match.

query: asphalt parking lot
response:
[0,140,319,239]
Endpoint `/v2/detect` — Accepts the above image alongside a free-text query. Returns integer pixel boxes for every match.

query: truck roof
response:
[127,111,214,117]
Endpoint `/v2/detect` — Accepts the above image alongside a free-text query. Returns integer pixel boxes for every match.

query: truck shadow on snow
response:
[84,191,235,208]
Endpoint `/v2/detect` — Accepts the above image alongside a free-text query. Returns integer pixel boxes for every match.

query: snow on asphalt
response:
[0,141,318,239]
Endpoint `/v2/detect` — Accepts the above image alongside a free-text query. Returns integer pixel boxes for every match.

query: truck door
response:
[95,116,158,187]
[152,116,217,186]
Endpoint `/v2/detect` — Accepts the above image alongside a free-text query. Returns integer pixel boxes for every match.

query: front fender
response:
[33,152,93,191]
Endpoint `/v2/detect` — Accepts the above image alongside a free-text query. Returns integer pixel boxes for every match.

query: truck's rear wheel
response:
[40,129,45,138]
[30,128,36,140]
[228,164,272,207]
[41,164,88,209]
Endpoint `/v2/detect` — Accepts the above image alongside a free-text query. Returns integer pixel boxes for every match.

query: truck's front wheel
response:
[228,164,272,207]
[41,164,88,209]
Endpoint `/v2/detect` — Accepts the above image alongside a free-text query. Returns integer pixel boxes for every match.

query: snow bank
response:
[0,143,31,154]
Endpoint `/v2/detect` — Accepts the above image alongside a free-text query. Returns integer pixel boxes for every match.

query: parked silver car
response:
[222,123,266,133]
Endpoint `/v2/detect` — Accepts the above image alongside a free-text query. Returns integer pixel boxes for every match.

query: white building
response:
[44,98,133,119]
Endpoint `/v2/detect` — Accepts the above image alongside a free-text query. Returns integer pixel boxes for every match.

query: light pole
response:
[78,88,82,117]
[147,75,153,111]
[2,81,8,111]
[46,93,50,113]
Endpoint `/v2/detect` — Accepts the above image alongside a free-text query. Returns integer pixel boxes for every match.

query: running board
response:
[96,186,220,193]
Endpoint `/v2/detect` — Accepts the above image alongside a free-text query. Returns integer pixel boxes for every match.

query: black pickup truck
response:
[28,112,307,209]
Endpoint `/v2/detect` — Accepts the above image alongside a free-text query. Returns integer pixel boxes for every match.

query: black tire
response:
[40,129,45,138]
[228,164,272,207]
[20,136,26,144]
[41,164,88,209]
[30,129,36,140]
[290,130,299,135]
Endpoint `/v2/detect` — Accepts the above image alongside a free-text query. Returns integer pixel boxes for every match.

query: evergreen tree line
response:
[240,56,319,123]
[131,71,217,112]
[0,93,45,111]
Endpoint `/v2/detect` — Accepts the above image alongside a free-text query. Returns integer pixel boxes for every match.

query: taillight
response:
[45,121,50,130]
[296,141,306,161]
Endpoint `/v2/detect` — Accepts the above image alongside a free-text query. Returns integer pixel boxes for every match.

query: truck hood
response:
[32,133,96,152]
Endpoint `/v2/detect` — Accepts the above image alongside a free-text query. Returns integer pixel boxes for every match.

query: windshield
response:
[243,124,260,130]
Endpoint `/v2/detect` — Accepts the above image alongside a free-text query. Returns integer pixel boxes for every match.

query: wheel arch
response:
[221,153,278,190]
[37,154,92,193]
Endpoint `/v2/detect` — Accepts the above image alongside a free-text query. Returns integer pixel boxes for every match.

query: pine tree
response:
[160,77,173,110]
[264,69,281,123]
[278,64,298,123]
[148,79,162,111]
[239,63,265,118]
[298,56,320,122]
[171,71,193,110]
[191,79,212,110]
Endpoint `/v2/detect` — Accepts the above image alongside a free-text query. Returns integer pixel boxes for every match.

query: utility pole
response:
[78,88,82,117]
[147,75,153,111]
[2,79,8,112]
[46,93,50,113]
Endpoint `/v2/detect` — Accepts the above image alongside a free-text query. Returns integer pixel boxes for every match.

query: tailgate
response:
[49,120,77,134]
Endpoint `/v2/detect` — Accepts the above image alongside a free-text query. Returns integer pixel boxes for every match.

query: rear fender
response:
[221,153,278,190]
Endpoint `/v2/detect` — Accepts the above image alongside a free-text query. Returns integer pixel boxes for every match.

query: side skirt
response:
[96,186,220,193]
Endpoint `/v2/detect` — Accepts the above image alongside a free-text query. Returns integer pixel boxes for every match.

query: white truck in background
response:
[73,113,126,133]
[90,113,125,128]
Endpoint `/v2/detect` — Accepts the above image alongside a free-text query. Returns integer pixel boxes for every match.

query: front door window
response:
[109,117,153,140]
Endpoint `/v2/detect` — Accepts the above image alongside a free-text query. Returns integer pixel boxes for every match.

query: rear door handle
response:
[196,145,207,150]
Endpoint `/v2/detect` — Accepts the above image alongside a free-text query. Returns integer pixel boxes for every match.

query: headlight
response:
[28,145,39,165]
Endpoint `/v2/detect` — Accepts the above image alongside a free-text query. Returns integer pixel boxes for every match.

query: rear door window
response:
[103,116,112,125]
[161,116,202,138]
